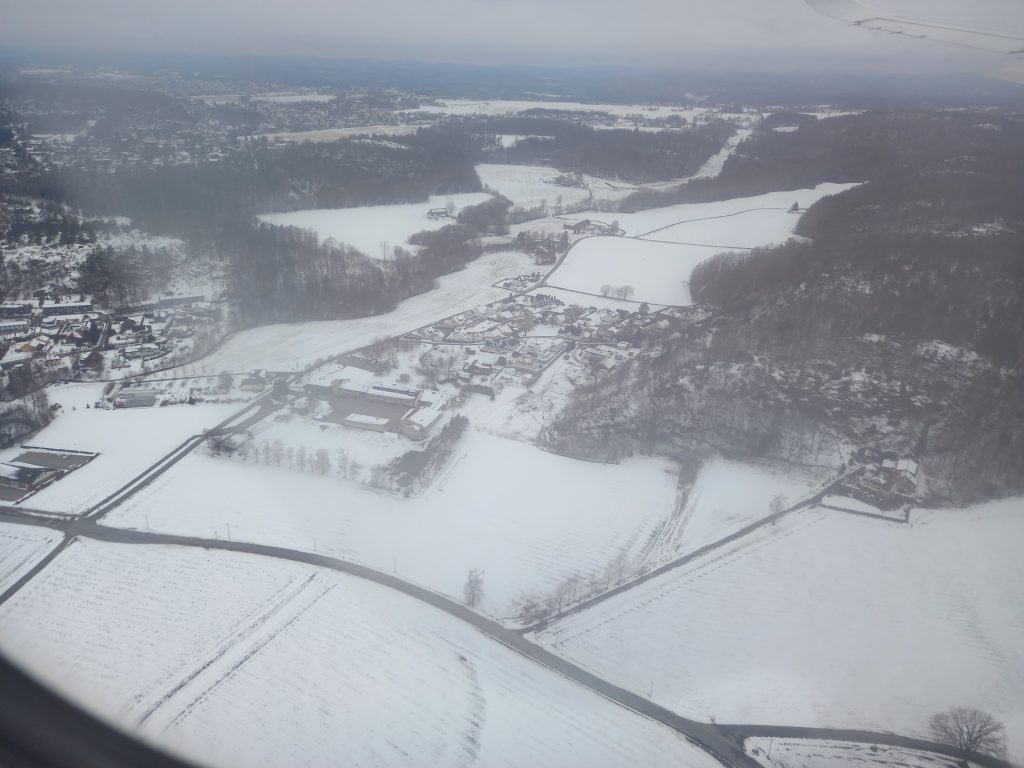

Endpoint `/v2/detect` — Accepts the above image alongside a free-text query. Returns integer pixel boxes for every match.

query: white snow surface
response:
[263,125,420,142]
[258,193,491,259]
[0,539,720,768]
[666,459,830,558]
[476,163,591,210]
[545,184,859,305]
[0,523,62,594]
[102,429,681,620]
[546,236,716,306]
[0,403,235,514]
[606,183,858,239]
[534,499,1024,761]
[528,286,666,312]
[746,738,969,768]
[183,249,536,373]
[402,99,718,120]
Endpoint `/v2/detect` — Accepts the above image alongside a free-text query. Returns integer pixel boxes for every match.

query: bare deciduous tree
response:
[463,568,485,607]
[929,707,1007,757]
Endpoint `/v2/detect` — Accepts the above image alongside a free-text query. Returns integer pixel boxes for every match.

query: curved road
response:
[0,509,1016,768]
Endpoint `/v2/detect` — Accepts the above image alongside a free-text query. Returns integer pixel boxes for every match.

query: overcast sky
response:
[1,0,1021,72]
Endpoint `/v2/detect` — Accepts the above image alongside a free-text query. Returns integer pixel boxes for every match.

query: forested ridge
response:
[619,109,1024,210]
[547,110,1024,504]
[14,130,482,236]
[466,116,735,182]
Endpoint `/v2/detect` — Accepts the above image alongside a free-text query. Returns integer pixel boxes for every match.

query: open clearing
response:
[647,458,832,563]
[182,249,536,373]
[547,236,717,306]
[545,183,860,305]
[102,429,681,621]
[258,192,491,259]
[0,403,235,514]
[0,539,722,768]
[745,738,970,768]
[0,522,62,593]
[534,499,1024,761]
[263,125,420,142]
[476,163,591,210]
[399,100,726,122]
[594,183,858,239]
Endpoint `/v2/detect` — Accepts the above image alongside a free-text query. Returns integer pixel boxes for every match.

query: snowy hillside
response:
[0,539,723,768]
[258,193,491,259]
[534,499,1024,761]
[102,429,682,621]
[0,523,62,594]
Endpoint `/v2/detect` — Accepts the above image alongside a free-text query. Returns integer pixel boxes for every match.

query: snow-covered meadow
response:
[0,523,62,593]
[544,183,860,305]
[0,539,722,768]
[103,429,681,620]
[181,249,536,373]
[607,183,858,239]
[547,236,716,305]
[399,99,719,120]
[476,163,591,210]
[654,458,832,560]
[746,738,967,768]
[263,125,420,142]
[258,193,491,259]
[0,402,236,514]
[534,499,1024,761]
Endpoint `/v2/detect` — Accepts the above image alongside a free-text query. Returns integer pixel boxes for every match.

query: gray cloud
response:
[0,0,1019,72]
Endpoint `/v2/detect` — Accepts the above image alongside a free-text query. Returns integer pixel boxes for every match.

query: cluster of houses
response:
[839,453,920,510]
[394,290,693,396]
[304,363,447,441]
[17,122,241,175]
[411,291,672,350]
[0,293,223,390]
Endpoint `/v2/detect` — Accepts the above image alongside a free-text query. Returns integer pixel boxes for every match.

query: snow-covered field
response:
[534,499,1024,761]
[400,99,720,122]
[0,539,721,768]
[0,523,62,594]
[263,125,420,142]
[659,459,831,559]
[258,193,491,259]
[0,402,235,514]
[527,286,665,313]
[603,183,858,239]
[103,429,681,620]
[545,184,859,305]
[685,128,752,181]
[476,163,591,210]
[746,738,967,768]
[184,249,536,373]
[640,207,804,247]
[546,236,717,306]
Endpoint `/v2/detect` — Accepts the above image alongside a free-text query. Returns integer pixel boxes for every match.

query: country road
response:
[0,509,758,768]
[0,507,1016,768]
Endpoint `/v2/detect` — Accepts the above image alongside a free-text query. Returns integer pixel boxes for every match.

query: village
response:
[0,291,228,414]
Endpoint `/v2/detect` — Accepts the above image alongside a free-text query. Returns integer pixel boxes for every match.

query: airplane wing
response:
[805,0,1024,82]
[805,0,1024,53]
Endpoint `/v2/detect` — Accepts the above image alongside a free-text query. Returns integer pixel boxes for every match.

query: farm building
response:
[240,371,268,392]
[0,462,59,491]
[114,387,161,408]
[400,406,445,441]
[342,413,391,433]
[365,384,421,406]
